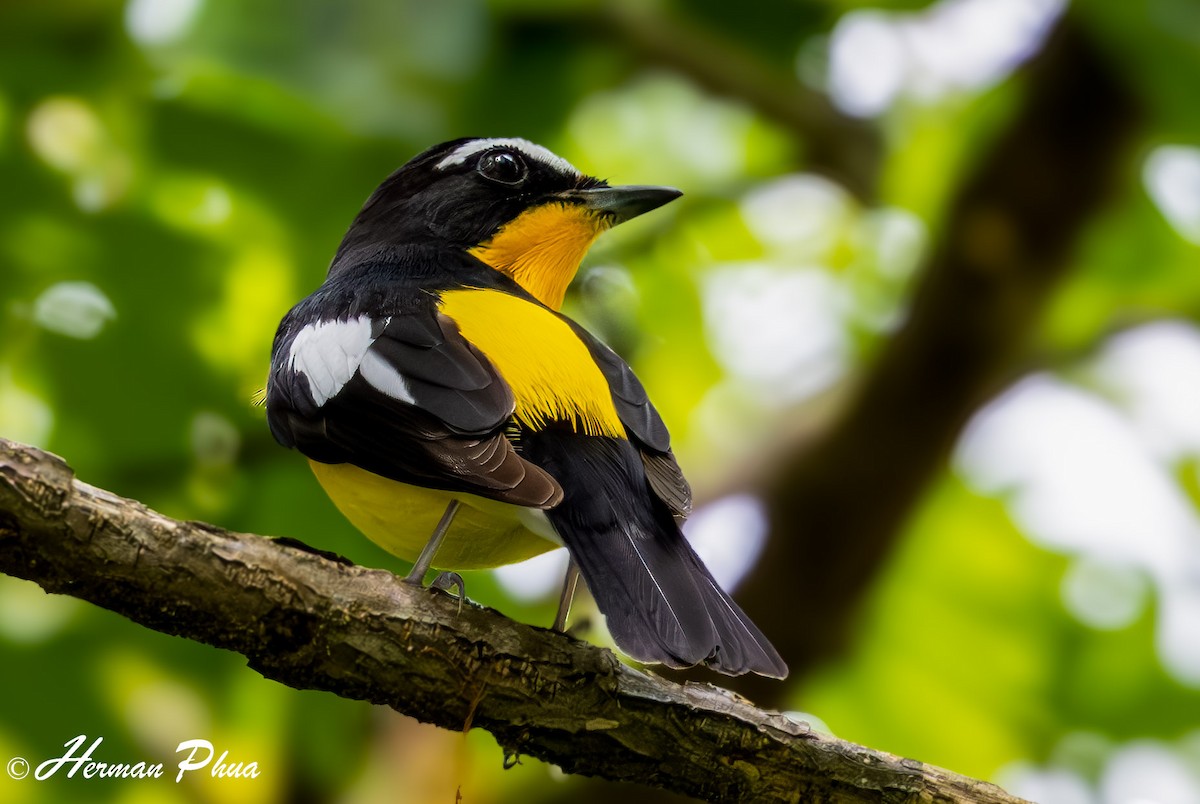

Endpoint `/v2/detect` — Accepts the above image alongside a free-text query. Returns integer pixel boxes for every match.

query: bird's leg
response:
[403,500,461,592]
[551,558,581,632]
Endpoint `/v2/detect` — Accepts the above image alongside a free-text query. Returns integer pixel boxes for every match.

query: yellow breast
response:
[309,460,557,569]
[438,288,624,438]
[311,288,624,571]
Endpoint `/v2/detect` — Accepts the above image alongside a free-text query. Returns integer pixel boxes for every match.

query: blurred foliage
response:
[3,1,1200,802]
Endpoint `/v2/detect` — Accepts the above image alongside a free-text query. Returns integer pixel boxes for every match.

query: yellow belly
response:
[308,460,558,570]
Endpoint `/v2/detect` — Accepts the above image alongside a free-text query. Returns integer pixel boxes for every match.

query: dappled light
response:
[3,1,1200,802]
[1144,146,1200,246]
[32,281,116,340]
[828,0,1064,117]
[703,264,849,404]
[957,322,1200,686]
[683,493,769,592]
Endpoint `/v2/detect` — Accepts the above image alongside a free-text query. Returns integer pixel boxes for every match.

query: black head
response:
[329,138,681,306]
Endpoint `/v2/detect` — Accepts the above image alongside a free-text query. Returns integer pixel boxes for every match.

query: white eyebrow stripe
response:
[435,138,581,176]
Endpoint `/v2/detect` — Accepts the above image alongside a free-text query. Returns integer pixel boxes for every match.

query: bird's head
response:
[331,137,681,309]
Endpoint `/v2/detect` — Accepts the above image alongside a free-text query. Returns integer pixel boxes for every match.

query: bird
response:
[265,137,786,678]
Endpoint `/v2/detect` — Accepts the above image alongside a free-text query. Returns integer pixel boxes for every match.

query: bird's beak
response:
[560,185,683,225]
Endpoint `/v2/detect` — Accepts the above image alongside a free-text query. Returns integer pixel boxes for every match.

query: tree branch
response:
[0,437,1023,803]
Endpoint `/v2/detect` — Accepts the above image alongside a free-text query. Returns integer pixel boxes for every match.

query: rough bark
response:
[0,437,1024,804]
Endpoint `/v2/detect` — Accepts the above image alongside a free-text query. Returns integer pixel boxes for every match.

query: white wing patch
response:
[289,315,418,406]
[358,350,416,404]
[289,315,380,406]
[435,138,581,177]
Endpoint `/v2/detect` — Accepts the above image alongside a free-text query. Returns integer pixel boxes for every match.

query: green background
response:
[2,0,1200,802]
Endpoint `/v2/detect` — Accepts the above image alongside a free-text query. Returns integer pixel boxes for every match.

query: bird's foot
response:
[401,569,466,613]
[431,571,467,615]
[429,570,465,601]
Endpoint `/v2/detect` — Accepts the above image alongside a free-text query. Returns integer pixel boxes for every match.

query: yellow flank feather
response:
[468,202,608,310]
[439,288,625,438]
[309,460,556,568]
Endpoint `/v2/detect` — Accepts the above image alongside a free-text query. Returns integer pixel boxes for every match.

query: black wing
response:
[566,322,692,519]
[267,287,562,509]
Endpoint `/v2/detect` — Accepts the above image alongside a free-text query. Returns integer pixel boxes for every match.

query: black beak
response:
[561,185,682,224]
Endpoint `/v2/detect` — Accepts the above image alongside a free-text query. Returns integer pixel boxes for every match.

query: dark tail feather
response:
[554,514,717,668]
[681,545,788,678]
[557,514,787,678]
[531,434,787,678]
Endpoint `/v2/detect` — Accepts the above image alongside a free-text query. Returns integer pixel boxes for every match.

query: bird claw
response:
[430,571,466,607]
[400,569,465,614]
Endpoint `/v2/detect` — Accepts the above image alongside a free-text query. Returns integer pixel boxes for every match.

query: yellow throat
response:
[469,202,609,309]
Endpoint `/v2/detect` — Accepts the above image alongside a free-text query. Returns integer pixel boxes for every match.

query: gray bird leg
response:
[552,558,581,632]
[403,500,460,587]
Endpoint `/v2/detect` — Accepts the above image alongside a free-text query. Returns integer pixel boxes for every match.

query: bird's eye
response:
[477,150,528,185]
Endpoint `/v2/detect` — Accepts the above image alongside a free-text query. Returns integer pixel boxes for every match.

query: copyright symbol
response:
[7,756,29,779]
